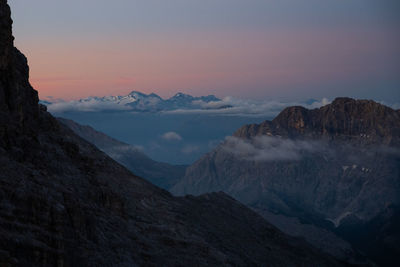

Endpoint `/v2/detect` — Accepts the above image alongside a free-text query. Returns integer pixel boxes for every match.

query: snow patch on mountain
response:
[45,91,223,113]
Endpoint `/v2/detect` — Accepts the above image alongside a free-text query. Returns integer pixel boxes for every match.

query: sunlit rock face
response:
[0,1,342,266]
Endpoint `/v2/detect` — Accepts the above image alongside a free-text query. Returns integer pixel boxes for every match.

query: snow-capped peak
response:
[43,91,223,113]
[172,92,193,99]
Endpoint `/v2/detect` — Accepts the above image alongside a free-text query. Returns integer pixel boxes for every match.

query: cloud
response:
[46,98,132,113]
[43,91,335,117]
[163,97,331,117]
[43,90,333,117]
[161,131,183,141]
[221,136,323,161]
[378,101,400,110]
[181,145,200,155]
[45,94,399,119]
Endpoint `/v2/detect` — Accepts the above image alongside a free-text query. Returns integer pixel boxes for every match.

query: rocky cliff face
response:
[172,98,400,265]
[0,1,341,266]
[174,98,400,221]
[235,97,400,145]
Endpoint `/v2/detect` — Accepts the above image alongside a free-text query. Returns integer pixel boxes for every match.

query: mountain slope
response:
[172,97,400,265]
[57,117,186,189]
[0,1,340,266]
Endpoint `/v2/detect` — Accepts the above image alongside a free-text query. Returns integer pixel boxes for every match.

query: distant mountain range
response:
[172,98,400,266]
[42,91,229,113]
[41,91,342,118]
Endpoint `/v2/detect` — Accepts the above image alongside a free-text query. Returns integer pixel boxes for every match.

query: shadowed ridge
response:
[57,117,187,190]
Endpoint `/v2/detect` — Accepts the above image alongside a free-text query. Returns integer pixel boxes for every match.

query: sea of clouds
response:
[45,95,332,117]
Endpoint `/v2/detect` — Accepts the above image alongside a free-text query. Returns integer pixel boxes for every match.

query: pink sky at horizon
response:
[17,27,398,102]
[8,0,400,102]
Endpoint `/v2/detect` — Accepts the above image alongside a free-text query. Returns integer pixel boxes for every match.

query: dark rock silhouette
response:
[0,1,341,266]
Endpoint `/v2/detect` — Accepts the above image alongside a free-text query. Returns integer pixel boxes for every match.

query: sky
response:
[8,0,400,102]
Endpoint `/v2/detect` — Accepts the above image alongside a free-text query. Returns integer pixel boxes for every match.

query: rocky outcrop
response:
[58,118,186,189]
[172,98,400,265]
[235,97,400,145]
[0,0,342,266]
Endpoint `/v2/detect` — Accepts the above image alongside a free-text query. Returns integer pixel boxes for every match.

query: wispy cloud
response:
[46,99,132,113]
[104,145,145,160]
[163,97,331,117]
[161,131,183,141]
[44,93,400,117]
[222,136,324,161]
[378,101,400,110]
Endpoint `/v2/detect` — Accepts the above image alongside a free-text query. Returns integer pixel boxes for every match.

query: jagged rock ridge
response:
[235,97,400,145]
[0,1,341,266]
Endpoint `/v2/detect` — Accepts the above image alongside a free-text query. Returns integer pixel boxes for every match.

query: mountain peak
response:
[200,95,220,102]
[329,97,384,108]
[235,97,400,145]
[331,97,355,104]
[148,92,162,98]
[127,91,162,99]
[128,90,147,97]
[321,97,397,120]
[172,92,193,99]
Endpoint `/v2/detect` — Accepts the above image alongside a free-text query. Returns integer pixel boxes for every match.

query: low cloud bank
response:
[102,145,144,160]
[45,94,333,117]
[222,136,323,161]
[45,95,400,117]
[378,101,400,110]
[46,98,132,113]
[162,97,331,117]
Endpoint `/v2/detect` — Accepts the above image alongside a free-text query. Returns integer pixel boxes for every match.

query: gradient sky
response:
[8,0,400,102]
